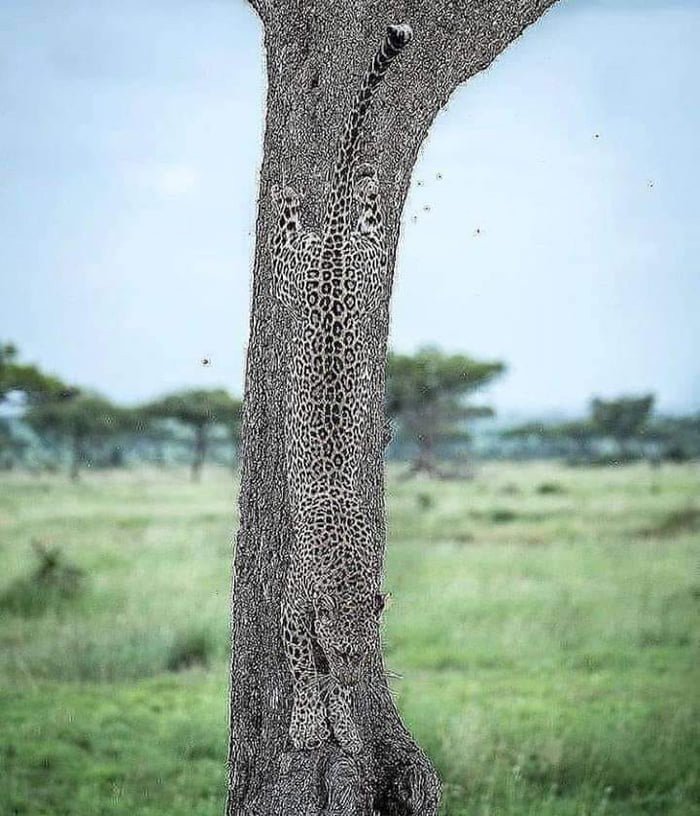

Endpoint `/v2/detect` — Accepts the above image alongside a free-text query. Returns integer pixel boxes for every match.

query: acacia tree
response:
[648,413,700,462]
[0,342,71,405]
[502,419,597,460]
[227,3,558,814]
[25,392,130,480]
[387,347,504,478]
[590,394,655,457]
[1,343,68,468]
[145,389,242,481]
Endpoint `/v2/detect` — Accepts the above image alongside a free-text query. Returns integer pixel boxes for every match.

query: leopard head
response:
[313,589,386,687]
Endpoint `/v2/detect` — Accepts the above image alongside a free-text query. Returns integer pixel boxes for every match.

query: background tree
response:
[227,2,558,814]
[0,342,71,405]
[648,413,700,462]
[590,394,655,457]
[502,418,596,461]
[0,418,24,470]
[554,419,597,460]
[135,416,178,468]
[386,347,504,478]
[25,392,131,480]
[145,389,242,482]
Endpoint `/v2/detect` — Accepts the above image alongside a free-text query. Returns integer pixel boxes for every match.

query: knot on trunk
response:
[375,760,441,815]
[320,751,371,815]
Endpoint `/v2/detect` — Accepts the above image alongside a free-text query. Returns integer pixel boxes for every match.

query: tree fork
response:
[227,2,558,813]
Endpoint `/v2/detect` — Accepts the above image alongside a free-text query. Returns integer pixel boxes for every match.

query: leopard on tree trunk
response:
[227,2,559,813]
[270,24,412,758]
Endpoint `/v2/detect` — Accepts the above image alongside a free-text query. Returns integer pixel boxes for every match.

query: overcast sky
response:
[1,0,698,417]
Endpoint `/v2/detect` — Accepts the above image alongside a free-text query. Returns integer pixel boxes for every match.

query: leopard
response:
[268,23,413,755]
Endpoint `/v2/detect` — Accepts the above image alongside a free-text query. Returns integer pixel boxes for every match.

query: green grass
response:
[0,462,698,815]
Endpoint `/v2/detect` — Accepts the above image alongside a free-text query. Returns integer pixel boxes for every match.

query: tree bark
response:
[227,2,559,813]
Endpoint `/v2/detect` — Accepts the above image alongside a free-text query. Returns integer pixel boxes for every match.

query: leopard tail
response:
[322,23,413,235]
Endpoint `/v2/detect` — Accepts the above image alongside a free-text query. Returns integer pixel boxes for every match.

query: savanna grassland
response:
[0,463,698,815]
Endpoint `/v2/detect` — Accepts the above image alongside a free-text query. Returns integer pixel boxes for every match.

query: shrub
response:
[416,492,434,512]
[490,508,518,523]
[640,506,700,538]
[166,630,214,672]
[0,541,85,617]
[537,482,565,495]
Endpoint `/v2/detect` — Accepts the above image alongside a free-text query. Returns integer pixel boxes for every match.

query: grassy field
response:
[0,462,698,815]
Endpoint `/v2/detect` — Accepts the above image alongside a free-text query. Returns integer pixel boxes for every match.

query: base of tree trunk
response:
[227,675,440,816]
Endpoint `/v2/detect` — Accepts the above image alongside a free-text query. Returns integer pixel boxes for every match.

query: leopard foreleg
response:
[281,598,331,750]
[327,683,363,755]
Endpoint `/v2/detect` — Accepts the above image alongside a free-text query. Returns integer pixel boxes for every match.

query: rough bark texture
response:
[227,2,558,814]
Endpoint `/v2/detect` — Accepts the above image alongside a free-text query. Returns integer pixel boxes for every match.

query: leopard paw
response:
[272,183,302,206]
[327,685,363,755]
[353,164,379,200]
[334,720,363,756]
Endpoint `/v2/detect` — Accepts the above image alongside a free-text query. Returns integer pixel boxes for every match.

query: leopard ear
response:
[373,592,389,617]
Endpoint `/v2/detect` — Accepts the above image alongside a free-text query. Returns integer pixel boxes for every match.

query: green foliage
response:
[25,394,131,441]
[537,481,565,495]
[145,389,241,430]
[0,540,85,617]
[501,421,550,439]
[145,389,243,480]
[387,346,505,473]
[0,342,72,404]
[387,347,504,409]
[502,398,663,464]
[1,464,698,815]
[648,413,700,461]
[639,505,700,538]
[416,491,435,511]
[502,420,596,455]
[489,507,518,523]
[590,394,655,444]
[167,630,215,672]
[24,392,134,478]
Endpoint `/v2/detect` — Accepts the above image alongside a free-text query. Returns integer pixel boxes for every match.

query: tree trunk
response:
[230,442,239,475]
[404,446,440,480]
[69,432,82,482]
[192,425,207,482]
[154,437,166,468]
[404,419,450,480]
[227,2,558,813]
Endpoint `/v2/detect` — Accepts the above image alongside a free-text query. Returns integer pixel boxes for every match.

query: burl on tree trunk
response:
[227,2,558,814]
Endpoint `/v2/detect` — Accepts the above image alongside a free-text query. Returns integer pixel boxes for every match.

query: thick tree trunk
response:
[227,2,558,814]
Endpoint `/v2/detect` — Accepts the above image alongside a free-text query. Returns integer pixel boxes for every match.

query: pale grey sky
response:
[1,0,698,417]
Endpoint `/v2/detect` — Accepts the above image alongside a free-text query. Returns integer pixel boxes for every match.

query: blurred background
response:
[1,1,698,815]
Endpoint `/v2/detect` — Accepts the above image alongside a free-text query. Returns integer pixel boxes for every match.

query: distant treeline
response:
[1,342,698,479]
[493,396,700,465]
